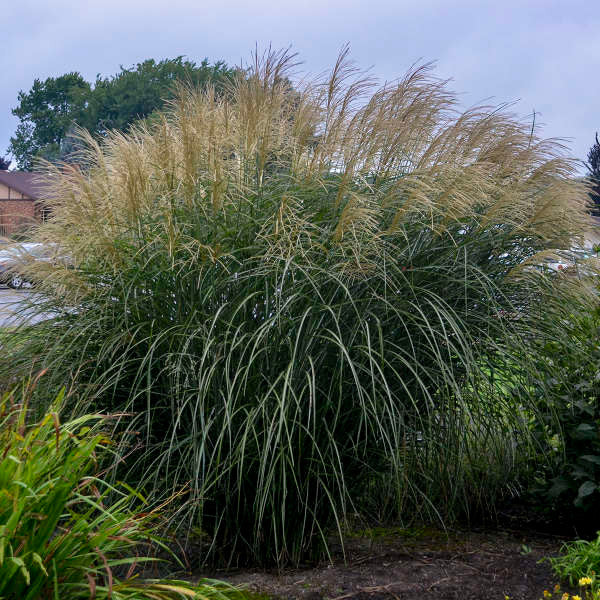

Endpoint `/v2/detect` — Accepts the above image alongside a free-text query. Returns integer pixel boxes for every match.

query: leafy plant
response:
[548,534,600,599]
[0,382,238,599]
[526,280,600,514]
[2,47,592,566]
[539,581,597,600]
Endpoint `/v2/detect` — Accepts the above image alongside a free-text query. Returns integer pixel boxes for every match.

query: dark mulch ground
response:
[196,527,575,600]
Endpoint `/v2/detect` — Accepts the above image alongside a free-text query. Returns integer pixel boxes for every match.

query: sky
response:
[3,0,599,172]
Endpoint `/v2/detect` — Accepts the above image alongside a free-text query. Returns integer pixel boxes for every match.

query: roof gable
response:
[0,171,48,199]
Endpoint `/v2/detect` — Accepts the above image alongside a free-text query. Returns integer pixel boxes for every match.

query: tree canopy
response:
[9,57,237,170]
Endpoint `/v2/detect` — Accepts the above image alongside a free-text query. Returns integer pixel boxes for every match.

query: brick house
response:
[0,171,49,236]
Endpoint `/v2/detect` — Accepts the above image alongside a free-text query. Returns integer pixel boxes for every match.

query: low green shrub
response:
[526,281,600,516]
[0,383,237,599]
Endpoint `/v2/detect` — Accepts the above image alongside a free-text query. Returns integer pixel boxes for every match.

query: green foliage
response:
[2,49,592,566]
[549,533,600,587]
[10,72,91,170]
[527,284,600,514]
[90,57,234,134]
[588,133,600,215]
[9,57,236,170]
[0,384,238,599]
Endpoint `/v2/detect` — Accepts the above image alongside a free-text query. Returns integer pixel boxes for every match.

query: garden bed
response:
[198,528,573,600]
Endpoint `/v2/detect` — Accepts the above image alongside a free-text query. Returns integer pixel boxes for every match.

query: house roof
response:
[0,171,49,199]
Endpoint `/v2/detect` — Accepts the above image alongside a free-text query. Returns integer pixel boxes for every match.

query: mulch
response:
[196,527,576,600]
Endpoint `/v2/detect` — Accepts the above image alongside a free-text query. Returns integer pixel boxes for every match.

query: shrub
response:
[2,48,592,565]
[526,275,600,516]
[0,382,237,599]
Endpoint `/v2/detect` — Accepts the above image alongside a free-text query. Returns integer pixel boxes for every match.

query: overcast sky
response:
[3,0,599,172]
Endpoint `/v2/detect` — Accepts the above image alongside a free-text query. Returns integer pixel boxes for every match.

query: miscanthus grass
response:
[3,47,595,566]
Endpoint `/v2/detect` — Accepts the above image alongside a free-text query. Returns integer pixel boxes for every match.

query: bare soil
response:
[196,527,574,600]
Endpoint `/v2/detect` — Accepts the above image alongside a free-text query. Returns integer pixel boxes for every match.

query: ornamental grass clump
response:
[3,48,594,565]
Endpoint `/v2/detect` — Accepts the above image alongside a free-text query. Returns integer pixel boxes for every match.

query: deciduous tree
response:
[9,57,236,170]
[10,73,91,170]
